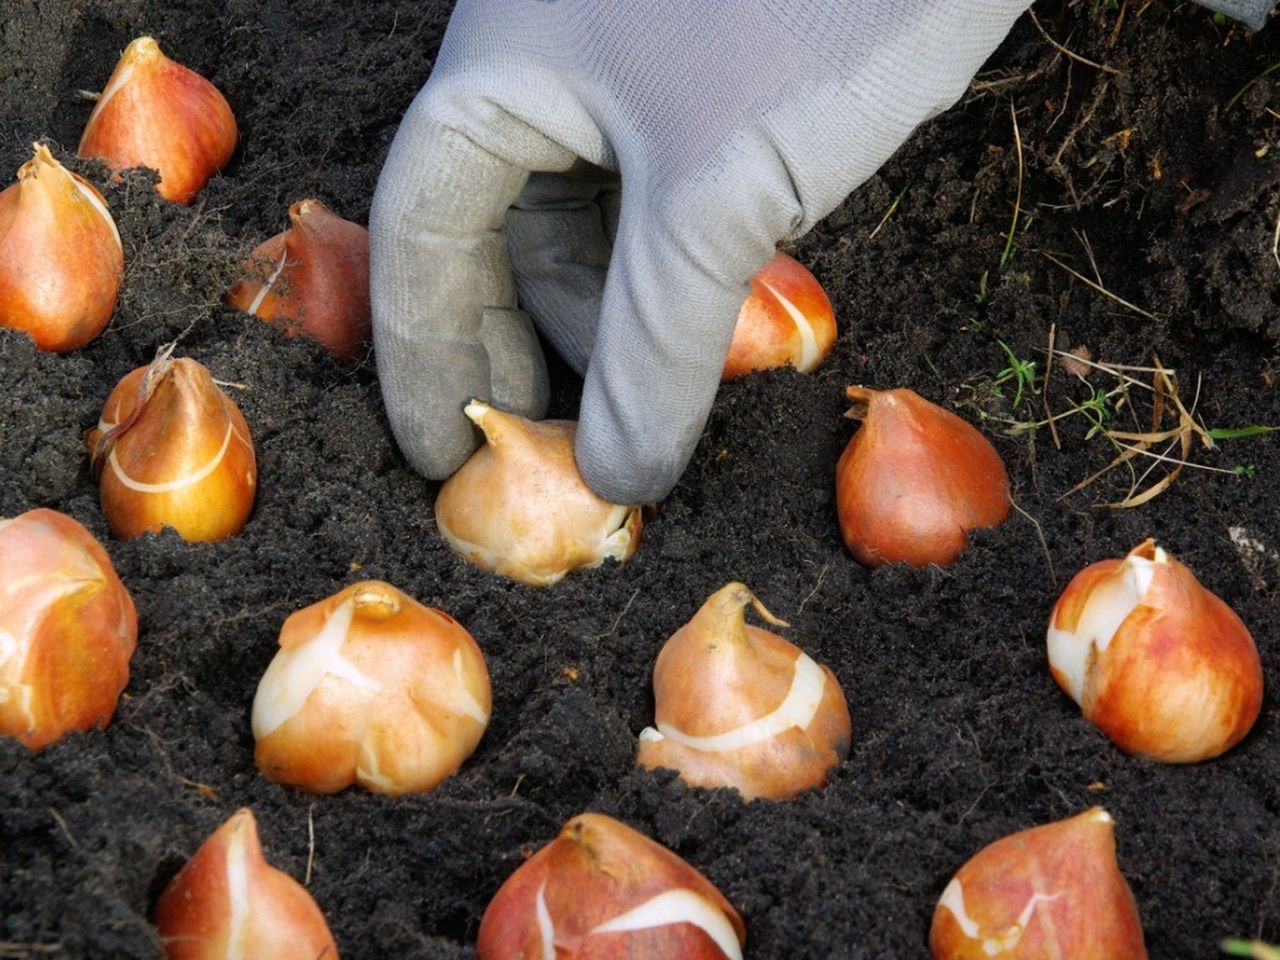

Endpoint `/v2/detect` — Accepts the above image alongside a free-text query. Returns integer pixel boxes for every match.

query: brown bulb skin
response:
[153,808,339,960]
[87,355,256,541]
[835,386,1009,567]
[930,807,1146,960]
[0,144,123,352]
[251,581,491,796]
[477,813,746,960]
[1048,540,1262,763]
[0,509,137,750]
[637,583,851,800]
[723,251,837,380]
[78,36,237,205]
[225,199,371,361]
[435,401,642,586]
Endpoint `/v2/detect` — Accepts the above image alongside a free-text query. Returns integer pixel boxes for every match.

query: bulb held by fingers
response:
[636,582,850,800]
[435,401,641,586]
[1047,539,1262,762]
[723,251,837,380]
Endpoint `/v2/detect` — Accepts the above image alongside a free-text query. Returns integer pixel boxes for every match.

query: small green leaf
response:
[1207,425,1277,440]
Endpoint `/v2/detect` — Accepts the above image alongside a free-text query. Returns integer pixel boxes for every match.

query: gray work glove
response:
[378,1,1082,504]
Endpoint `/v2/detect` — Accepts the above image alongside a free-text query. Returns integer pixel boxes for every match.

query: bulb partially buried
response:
[477,812,746,960]
[87,353,257,541]
[0,143,123,352]
[0,508,137,750]
[252,580,491,796]
[435,401,642,586]
[637,582,851,800]
[152,808,340,960]
[930,807,1146,959]
[224,199,371,361]
[78,36,237,204]
[723,251,837,380]
[1047,539,1263,763]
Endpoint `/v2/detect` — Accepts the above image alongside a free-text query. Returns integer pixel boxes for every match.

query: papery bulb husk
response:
[252,580,491,796]
[87,355,256,541]
[435,401,642,586]
[0,144,123,352]
[224,199,371,360]
[153,808,340,960]
[477,812,746,960]
[1047,540,1263,763]
[930,807,1147,960]
[0,509,137,750]
[723,251,837,380]
[78,36,237,204]
[636,582,851,801]
[836,386,1009,567]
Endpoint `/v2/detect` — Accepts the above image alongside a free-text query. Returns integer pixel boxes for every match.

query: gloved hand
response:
[370,0,1036,505]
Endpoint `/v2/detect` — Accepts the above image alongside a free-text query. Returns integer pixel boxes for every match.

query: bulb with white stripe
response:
[252,580,491,796]
[636,582,850,801]
[153,808,340,960]
[723,251,837,380]
[477,812,745,960]
[930,807,1146,959]
[0,143,123,352]
[78,36,237,205]
[224,199,371,361]
[87,354,257,541]
[1048,540,1262,763]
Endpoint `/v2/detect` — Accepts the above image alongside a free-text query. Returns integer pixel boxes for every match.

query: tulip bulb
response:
[723,251,837,380]
[78,36,237,204]
[930,807,1146,959]
[0,143,123,352]
[224,199,371,360]
[1047,540,1262,762]
[835,386,1009,567]
[87,352,256,541]
[153,808,339,960]
[0,508,137,750]
[477,812,746,960]
[252,580,491,796]
[637,582,850,801]
[435,401,642,586]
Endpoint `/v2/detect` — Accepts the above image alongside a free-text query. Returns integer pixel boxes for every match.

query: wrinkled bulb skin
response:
[1047,540,1263,763]
[636,582,851,801]
[435,401,642,586]
[929,807,1147,960]
[153,808,340,960]
[722,251,837,380]
[252,580,491,796]
[0,509,137,750]
[87,355,257,542]
[835,386,1010,567]
[477,812,746,960]
[0,144,123,352]
[78,36,237,205]
[224,199,372,360]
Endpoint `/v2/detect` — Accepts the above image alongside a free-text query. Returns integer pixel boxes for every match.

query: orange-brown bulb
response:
[0,143,123,352]
[723,251,837,380]
[835,386,1009,567]
[637,582,851,800]
[78,36,237,204]
[224,199,371,361]
[930,807,1146,959]
[153,808,340,960]
[435,401,642,586]
[477,812,746,960]
[87,354,256,541]
[0,508,137,750]
[252,580,491,796]
[1047,540,1262,763]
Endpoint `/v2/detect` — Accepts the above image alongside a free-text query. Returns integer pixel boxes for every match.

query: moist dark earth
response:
[3,1,1280,957]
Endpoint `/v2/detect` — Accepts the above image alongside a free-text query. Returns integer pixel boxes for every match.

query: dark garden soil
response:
[3,0,1280,956]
